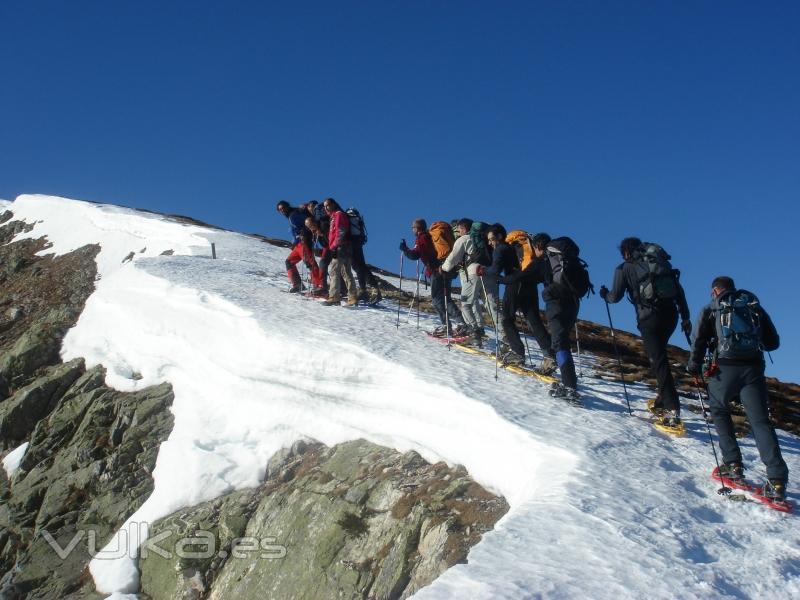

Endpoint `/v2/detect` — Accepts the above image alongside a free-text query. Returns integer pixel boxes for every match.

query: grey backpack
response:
[632,243,679,304]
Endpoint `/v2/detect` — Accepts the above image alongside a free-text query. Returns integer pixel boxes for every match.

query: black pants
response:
[546,298,579,389]
[707,363,788,482]
[351,242,378,291]
[639,309,680,413]
[431,271,463,327]
[502,284,553,359]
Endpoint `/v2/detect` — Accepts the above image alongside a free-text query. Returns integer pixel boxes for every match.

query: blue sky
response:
[2,1,798,382]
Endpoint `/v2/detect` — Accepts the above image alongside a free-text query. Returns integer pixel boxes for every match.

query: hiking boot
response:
[370,287,383,303]
[288,285,303,294]
[549,383,581,404]
[357,289,370,302]
[310,287,327,297]
[430,325,448,337]
[763,479,787,502]
[534,357,557,376]
[346,296,359,307]
[718,461,745,481]
[659,411,682,428]
[500,350,525,366]
[322,296,342,306]
[453,324,472,337]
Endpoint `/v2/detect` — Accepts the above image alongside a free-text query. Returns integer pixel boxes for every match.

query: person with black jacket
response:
[530,233,581,402]
[496,234,555,374]
[687,276,788,502]
[599,237,691,426]
[476,224,525,365]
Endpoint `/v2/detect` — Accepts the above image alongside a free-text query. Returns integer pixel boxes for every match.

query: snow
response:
[4,194,799,599]
[2,442,29,479]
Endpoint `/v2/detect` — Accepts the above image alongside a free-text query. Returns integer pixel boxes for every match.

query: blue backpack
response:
[713,289,762,360]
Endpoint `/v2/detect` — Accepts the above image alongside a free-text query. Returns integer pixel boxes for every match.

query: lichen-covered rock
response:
[140,440,509,600]
[0,365,174,599]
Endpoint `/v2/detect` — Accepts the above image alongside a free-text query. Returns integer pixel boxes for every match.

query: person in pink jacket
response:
[322,198,358,307]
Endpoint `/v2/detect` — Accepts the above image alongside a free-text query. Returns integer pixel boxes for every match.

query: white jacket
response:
[441,235,481,278]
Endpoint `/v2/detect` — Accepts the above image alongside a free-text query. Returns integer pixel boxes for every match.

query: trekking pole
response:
[396,252,404,329]
[480,276,499,381]
[694,373,731,496]
[575,322,583,378]
[415,260,421,329]
[518,310,532,366]
[442,272,452,349]
[604,299,633,416]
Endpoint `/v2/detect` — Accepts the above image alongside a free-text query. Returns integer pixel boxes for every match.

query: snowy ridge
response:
[5,195,799,599]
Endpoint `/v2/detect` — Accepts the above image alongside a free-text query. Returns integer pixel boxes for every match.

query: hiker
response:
[347,207,382,304]
[441,218,501,345]
[500,230,556,374]
[476,224,526,365]
[400,219,467,336]
[276,200,323,293]
[322,198,358,307]
[687,276,788,502]
[599,237,691,426]
[530,233,590,402]
[305,200,330,234]
[304,216,330,296]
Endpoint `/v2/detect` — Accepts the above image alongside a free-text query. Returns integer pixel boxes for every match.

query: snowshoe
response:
[549,383,582,406]
[499,350,525,367]
[533,357,557,376]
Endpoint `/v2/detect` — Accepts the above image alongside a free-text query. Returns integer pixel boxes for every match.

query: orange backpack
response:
[506,230,535,270]
[429,221,455,261]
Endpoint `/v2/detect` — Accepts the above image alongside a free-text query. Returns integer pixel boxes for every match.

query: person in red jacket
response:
[400,219,466,336]
[322,198,358,307]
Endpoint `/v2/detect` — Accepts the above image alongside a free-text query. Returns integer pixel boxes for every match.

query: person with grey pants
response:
[688,276,787,501]
[441,218,504,344]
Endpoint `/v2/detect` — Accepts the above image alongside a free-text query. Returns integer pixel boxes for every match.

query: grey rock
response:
[140,440,509,600]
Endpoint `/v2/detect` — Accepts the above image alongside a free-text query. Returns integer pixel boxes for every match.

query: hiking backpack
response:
[506,230,535,270]
[345,207,367,244]
[713,289,763,360]
[466,221,491,266]
[546,237,594,298]
[429,221,455,261]
[632,243,678,304]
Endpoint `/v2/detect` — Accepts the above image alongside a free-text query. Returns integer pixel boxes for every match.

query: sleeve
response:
[483,245,505,277]
[604,265,629,304]
[674,279,691,322]
[759,307,780,352]
[403,236,422,261]
[688,306,714,367]
[442,237,466,272]
[500,261,535,285]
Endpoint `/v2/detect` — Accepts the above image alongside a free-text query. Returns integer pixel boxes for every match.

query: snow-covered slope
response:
[5,195,799,599]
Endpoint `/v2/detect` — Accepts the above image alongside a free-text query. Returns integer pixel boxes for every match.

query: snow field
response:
[5,195,799,599]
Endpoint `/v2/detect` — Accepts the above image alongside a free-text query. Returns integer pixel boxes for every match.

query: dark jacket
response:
[402,232,439,277]
[500,253,548,287]
[484,243,520,279]
[688,290,779,369]
[605,260,690,324]
[287,209,310,246]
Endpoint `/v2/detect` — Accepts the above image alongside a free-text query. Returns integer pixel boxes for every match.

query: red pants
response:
[286,242,323,289]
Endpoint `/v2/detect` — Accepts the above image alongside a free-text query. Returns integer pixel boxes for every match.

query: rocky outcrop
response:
[0,218,176,599]
[140,440,509,600]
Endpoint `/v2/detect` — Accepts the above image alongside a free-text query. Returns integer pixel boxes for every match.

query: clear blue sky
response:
[2,1,798,382]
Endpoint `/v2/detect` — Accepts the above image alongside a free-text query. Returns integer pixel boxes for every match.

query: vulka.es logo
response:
[41,522,287,561]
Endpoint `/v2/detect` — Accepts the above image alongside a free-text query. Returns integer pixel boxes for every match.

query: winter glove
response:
[476,265,486,276]
[329,248,338,259]
[399,239,408,252]
[599,285,609,300]
[681,320,692,335]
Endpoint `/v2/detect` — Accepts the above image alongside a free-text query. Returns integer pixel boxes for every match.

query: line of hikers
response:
[277,204,788,504]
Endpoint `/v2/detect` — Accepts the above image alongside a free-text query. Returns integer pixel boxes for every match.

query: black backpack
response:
[466,221,491,266]
[546,237,594,299]
[346,207,367,244]
[632,243,679,304]
[713,289,763,360]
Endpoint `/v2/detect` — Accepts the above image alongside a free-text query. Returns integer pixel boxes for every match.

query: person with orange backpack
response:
[400,218,467,337]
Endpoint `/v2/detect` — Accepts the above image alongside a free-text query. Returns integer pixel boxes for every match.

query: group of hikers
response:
[276,201,788,505]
